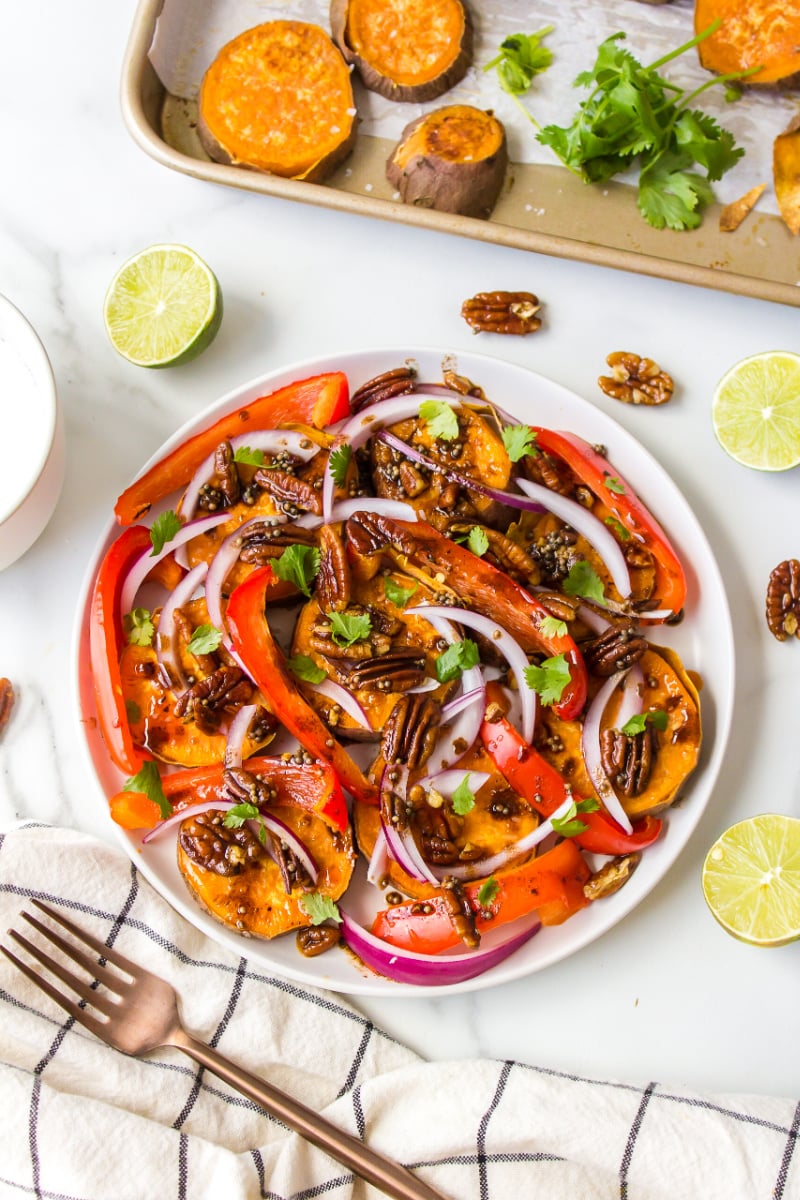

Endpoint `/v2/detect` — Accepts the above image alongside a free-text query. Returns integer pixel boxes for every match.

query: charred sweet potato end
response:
[695,2,800,85]
[198,20,357,180]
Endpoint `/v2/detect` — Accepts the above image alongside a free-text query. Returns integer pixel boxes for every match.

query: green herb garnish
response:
[124,607,154,647]
[419,399,459,441]
[329,443,352,488]
[383,576,418,608]
[484,28,554,98]
[300,893,342,925]
[621,710,668,736]
[233,446,265,466]
[435,638,480,683]
[477,876,500,908]
[123,761,171,819]
[501,423,538,462]
[187,624,223,655]
[551,797,601,838]
[524,653,571,706]
[540,614,568,639]
[272,544,321,598]
[605,476,626,496]
[288,654,327,684]
[605,516,631,541]
[224,801,267,844]
[467,527,489,557]
[563,560,605,602]
[150,510,182,556]
[327,610,372,648]
[451,775,477,816]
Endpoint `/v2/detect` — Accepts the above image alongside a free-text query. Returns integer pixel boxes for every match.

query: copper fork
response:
[2,900,447,1200]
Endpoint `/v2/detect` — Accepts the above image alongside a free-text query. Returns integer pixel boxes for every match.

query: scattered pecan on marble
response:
[316,524,351,613]
[582,625,648,676]
[766,558,800,641]
[600,724,656,797]
[0,678,15,739]
[350,366,417,412]
[461,291,542,335]
[179,810,266,876]
[381,693,441,769]
[252,468,321,517]
[174,665,252,730]
[598,352,674,406]
[584,853,640,901]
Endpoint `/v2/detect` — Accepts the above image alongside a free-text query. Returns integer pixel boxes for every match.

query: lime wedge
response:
[702,814,800,946]
[103,244,222,368]
[712,350,800,471]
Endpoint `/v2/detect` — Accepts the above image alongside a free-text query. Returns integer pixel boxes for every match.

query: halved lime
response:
[702,814,800,946]
[712,350,800,471]
[103,244,222,368]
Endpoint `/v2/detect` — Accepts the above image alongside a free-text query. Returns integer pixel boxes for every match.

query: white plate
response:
[73,346,734,996]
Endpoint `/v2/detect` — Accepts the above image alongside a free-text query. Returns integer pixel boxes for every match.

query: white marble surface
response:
[2,0,800,1101]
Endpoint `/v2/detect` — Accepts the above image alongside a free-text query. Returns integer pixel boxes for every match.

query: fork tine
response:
[20,912,124,996]
[30,900,139,978]
[7,927,121,1020]
[1,944,109,1039]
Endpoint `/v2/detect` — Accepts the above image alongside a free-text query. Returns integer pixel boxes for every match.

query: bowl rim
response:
[0,292,59,525]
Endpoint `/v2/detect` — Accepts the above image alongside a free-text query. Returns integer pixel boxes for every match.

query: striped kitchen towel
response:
[0,822,797,1200]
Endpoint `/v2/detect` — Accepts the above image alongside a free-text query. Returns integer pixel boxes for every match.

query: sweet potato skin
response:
[386,106,508,220]
[197,21,357,182]
[330,0,473,103]
[695,0,800,87]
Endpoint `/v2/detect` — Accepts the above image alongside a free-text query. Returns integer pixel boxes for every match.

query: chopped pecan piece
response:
[252,468,321,516]
[179,810,266,876]
[461,291,542,336]
[582,625,648,676]
[535,591,582,623]
[351,366,417,412]
[766,558,800,641]
[238,520,318,563]
[222,766,278,808]
[214,440,241,506]
[600,725,656,797]
[174,666,251,730]
[440,877,480,948]
[584,853,640,901]
[598,352,674,406]
[441,369,488,400]
[342,647,427,693]
[316,524,351,613]
[0,678,14,739]
[381,694,441,769]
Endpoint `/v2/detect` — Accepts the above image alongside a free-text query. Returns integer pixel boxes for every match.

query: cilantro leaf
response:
[467,527,489,557]
[224,801,267,844]
[187,624,223,655]
[288,654,327,684]
[477,877,500,908]
[327,610,372,647]
[502,423,538,462]
[419,399,459,441]
[300,893,342,925]
[484,28,554,96]
[124,607,154,647]
[123,761,171,819]
[435,638,480,683]
[551,796,601,838]
[233,446,265,466]
[604,476,626,495]
[621,709,668,736]
[272,544,321,598]
[383,576,418,608]
[451,775,477,816]
[329,443,352,488]
[605,516,631,541]
[150,510,182,556]
[563,560,605,602]
[540,614,568,639]
[524,653,571,706]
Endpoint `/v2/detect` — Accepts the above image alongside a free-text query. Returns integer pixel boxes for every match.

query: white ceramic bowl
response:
[0,294,64,570]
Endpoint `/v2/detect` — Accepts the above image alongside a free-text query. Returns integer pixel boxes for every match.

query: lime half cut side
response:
[702,814,800,947]
[103,244,223,368]
[712,350,800,471]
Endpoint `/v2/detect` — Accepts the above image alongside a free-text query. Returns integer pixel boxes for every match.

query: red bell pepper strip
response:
[89,525,154,776]
[345,514,587,720]
[114,371,350,525]
[226,566,378,807]
[480,686,662,856]
[371,838,592,953]
[160,755,349,832]
[532,427,687,618]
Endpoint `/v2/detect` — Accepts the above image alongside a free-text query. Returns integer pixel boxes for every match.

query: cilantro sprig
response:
[536,23,756,231]
[419,399,459,441]
[621,710,668,736]
[124,607,154,647]
[524,653,571,706]
[150,509,182,556]
[501,423,538,462]
[272,545,321,598]
[485,28,554,97]
[551,797,601,838]
[435,638,480,684]
[187,624,223,655]
[123,761,171,819]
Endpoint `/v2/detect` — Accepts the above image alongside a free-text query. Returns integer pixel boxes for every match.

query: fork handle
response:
[170,1029,449,1200]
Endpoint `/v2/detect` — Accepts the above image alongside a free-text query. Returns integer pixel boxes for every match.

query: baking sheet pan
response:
[121,0,800,308]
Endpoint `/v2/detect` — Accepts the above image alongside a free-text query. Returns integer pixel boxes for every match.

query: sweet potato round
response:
[197,21,357,181]
[330,0,473,103]
[386,105,508,220]
[695,0,800,86]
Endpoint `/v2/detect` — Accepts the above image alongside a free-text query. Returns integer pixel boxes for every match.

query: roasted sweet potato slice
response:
[331,0,473,102]
[695,1,800,86]
[198,21,357,181]
[177,806,355,940]
[774,116,800,235]
[386,105,508,220]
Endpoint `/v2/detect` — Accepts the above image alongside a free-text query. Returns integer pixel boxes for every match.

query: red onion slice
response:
[422,614,485,774]
[614,663,645,731]
[309,677,372,731]
[418,769,491,795]
[224,703,257,769]
[119,512,229,619]
[204,516,286,645]
[339,909,541,987]
[430,796,575,881]
[328,497,419,523]
[410,605,536,745]
[155,560,208,689]
[379,765,439,886]
[180,430,322,521]
[516,477,631,598]
[366,826,390,887]
[581,669,634,834]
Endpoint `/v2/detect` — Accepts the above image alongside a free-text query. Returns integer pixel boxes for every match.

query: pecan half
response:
[173,608,218,677]
[309,609,393,661]
[252,469,321,516]
[584,853,640,901]
[174,666,251,729]
[351,366,417,412]
[598,352,674,406]
[766,558,800,641]
[316,524,351,613]
[296,926,341,956]
[342,647,427,693]
[381,694,441,769]
[440,877,480,948]
[238,520,318,563]
[214,440,241,506]
[0,678,15,739]
[461,291,542,336]
[582,625,648,676]
[600,726,656,797]
[179,810,266,876]
[222,766,278,809]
